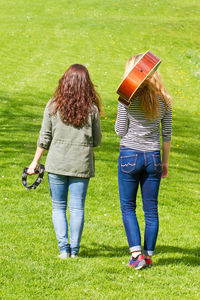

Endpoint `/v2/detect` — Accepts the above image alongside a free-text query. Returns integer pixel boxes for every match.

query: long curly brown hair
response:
[125,54,172,119]
[51,64,102,127]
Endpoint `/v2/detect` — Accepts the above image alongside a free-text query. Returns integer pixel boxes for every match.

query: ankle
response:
[131,251,142,259]
[144,255,151,259]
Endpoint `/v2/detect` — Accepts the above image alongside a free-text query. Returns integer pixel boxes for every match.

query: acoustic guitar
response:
[116,51,161,106]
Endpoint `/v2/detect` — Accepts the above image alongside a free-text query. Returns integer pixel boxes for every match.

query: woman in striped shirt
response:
[115,54,172,270]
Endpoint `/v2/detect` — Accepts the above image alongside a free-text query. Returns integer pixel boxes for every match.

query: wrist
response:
[32,159,39,164]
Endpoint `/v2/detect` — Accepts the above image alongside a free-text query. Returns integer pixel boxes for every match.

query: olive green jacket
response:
[37,102,102,178]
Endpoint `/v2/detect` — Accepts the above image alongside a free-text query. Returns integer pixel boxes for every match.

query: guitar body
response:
[117,51,161,106]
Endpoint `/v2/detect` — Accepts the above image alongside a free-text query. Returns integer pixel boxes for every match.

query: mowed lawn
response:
[0,0,199,299]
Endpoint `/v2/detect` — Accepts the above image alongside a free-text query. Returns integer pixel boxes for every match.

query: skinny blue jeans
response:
[48,173,89,256]
[118,147,162,256]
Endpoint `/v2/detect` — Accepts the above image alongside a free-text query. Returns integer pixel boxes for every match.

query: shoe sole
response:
[135,261,147,270]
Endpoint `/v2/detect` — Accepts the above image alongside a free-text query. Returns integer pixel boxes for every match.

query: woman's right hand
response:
[27,146,45,174]
[27,161,38,175]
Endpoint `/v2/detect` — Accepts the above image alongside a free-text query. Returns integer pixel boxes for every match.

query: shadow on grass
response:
[80,243,127,258]
[80,243,200,266]
[1,91,200,160]
[156,245,200,266]
[0,91,200,194]
[97,103,200,167]
[0,89,50,122]
[0,90,50,161]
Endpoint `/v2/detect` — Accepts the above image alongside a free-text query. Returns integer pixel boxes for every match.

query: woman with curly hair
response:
[28,64,102,258]
[115,54,172,269]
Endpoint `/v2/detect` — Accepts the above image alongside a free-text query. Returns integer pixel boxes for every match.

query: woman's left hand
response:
[161,163,168,178]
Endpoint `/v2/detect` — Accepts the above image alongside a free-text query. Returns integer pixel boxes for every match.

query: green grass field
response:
[0,0,200,299]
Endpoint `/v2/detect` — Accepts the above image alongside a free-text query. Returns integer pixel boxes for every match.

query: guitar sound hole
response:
[140,69,143,72]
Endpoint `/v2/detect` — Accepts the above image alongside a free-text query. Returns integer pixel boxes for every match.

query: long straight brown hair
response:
[51,64,102,127]
[125,54,172,119]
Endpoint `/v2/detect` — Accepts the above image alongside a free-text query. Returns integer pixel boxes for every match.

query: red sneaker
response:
[145,258,152,268]
[128,254,146,270]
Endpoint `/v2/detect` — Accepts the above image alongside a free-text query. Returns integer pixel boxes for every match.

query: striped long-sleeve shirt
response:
[115,97,172,151]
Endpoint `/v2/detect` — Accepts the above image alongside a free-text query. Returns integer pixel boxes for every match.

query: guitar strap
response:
[22,164,45,190]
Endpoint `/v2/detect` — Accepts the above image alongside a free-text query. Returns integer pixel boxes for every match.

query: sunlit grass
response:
[0,0,200,299]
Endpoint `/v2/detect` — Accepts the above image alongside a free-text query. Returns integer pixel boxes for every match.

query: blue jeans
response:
[118,147,162,256]
[48,173,89,255]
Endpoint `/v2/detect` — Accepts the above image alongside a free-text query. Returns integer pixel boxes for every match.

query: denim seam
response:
[144,152,147,166]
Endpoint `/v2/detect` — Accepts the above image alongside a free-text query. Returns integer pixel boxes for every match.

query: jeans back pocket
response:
[120,154,138,173]
[152,154,162,173]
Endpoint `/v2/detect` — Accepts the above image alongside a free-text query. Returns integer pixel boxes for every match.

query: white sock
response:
[131,251,141,259]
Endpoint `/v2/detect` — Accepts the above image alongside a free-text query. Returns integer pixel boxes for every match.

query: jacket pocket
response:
[120,154,138,173]
[152,154,162,173]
